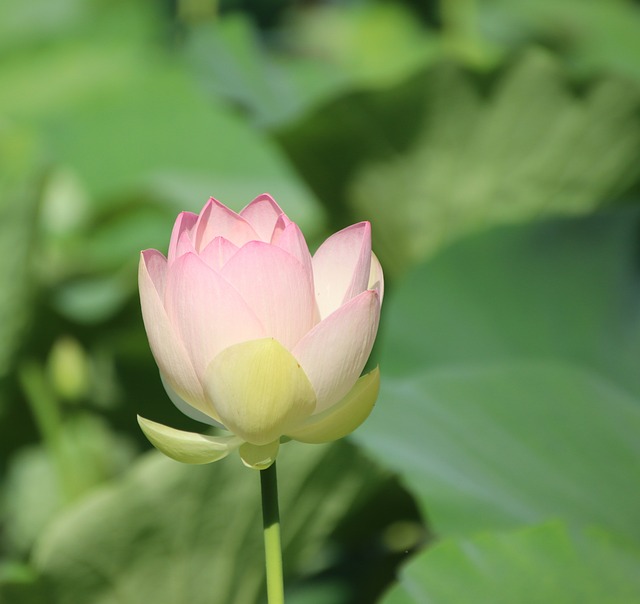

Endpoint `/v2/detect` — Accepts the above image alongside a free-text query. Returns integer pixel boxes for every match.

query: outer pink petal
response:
[221,241,316,350]
[239,194,286,242]
[312,222,372,319]
[164,252,266,380]
[199,236,239,271]
[292,289,380,413]
[194,197,259,250]
[168,212,198,265]
[139,250,210,415]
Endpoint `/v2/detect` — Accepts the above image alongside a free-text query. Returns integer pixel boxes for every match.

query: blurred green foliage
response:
[1,0,640,602]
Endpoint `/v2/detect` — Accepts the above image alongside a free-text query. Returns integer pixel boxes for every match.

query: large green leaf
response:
[383,522,640,604]
[180,7,439,130]
[278,53,640,274]
[482,0,640,80]
[350,52,640,274]
[0,2,323,229]
[28,440,387,604]
[355,211,640,540]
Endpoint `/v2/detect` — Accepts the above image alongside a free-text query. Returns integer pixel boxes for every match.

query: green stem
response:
[260,461,284,604]
[19,360,75,501]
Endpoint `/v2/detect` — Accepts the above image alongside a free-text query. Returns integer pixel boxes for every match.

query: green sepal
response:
[287,367,380,444]
[239,440,280,470]
[137,415,242,464]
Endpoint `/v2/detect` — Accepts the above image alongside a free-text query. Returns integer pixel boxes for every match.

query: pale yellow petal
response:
[137,415,242,464]
[287,367,380,444]
[239,440,280,470]
[205,338,316,445]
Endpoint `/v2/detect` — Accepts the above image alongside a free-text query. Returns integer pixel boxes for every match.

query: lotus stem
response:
[260,461,284,604]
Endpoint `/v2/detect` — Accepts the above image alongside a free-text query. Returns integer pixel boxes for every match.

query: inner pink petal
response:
[221,242,316,350]
[200,236,239,271]
[164,253,266,380]
[168,212,198,265]
[270,221,315,304]
[194,198,259,251]
[239,194,286,242]
[169,230,197,267]
[141,249,168,297]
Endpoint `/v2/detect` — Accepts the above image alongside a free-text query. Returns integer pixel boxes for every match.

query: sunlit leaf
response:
[356,210,640,540]
[31,440,387,604]
[383,522,640,604]
[278,53,640,275]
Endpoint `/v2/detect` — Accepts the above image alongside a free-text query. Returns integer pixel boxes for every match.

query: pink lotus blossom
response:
[137,194,383,469]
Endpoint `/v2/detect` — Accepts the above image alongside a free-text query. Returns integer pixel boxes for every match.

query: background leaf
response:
[30,440,392,604]
[356,210,640,539]
[383,522,640,604]
[278,53,640,275]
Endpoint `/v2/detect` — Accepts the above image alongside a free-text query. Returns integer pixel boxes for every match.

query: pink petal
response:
[194,197,259,250]
[292,289,380,413]
[239,194,286,242]
[138,250,209,413]
[200,236,239,271]
[312,222,372,319]
[164,252,266,379]
[270,220,314,287]
[368,251,385,303]
[170,230,197,266]
[168,212,198,265]
[221,242,316,350]
[270,213,293,242]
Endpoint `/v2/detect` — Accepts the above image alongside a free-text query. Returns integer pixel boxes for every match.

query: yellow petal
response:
[137,415,242,464]
[239,440,280,470]
[205,338,316,445]
[287,367,380,444]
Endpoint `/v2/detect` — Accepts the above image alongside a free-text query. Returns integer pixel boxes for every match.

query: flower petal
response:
[239,194,285,242]
[204,338,316,445]
[287,367,379,443]
[270,220,314,286]
[221,242,316,349]
[199,236,239,271]
[368,251,384,303]
[312,222,372,318]
[168,212,198,265]
[293,289,380,413]
[164,253,266,380]
[194,197,259,250]
[239,440,280,469]
[139,250,209,413]
[137,415,242,464]
[160,373,223,426]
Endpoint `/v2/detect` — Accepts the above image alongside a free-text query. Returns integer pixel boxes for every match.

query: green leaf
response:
[350,52,640,274]
[383,522,640,604]
[31,440,387,604]
[0,2,325,233]
[278,52,640,274]
[356,211,640,540]
[0,561,45,604]
[482,0,640,80]
[1,414,136,555]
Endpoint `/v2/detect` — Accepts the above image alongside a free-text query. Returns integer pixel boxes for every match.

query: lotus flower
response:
[137,194,383,469]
